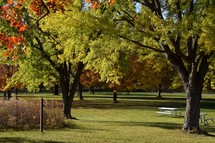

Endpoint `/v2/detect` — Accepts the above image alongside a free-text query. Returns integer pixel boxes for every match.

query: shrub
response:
[0,99,64,129]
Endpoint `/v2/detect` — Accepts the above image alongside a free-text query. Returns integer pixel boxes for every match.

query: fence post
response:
[40,98,44,133]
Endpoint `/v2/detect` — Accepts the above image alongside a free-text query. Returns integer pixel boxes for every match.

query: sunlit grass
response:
[0,91,215,142]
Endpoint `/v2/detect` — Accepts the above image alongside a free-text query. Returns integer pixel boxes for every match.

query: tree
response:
[93,0,214,133]
[0,64,18,100]
[106,53,175,101]
[0,0,110,119]
[84,0,215,132]
[80,70,101,94]
[125,54,175,92]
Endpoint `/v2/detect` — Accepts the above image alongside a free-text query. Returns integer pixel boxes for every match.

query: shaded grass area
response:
[0,92,215,143]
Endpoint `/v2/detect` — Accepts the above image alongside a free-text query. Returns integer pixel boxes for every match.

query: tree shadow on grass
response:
[74,99,187,110]
[77,119,215,137]
[101,120,182,130]
[75,119,183,130]
[80,95,215,109]
[0,137,74,143]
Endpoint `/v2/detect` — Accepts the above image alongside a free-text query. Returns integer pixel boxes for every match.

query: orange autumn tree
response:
[0,0,69,56]
[106,54,175,102]
[0,0,115,58]
[0,64,18,99]
[80,70,101,93]
[0,0,28,59]
[0,0,115,63]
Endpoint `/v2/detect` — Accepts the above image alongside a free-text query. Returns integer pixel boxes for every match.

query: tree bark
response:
[3,91,7,100]
[89,86,95,94]
[157,84,162,98]
[182,82,202,132]
[15,88,18,100]
[113,90,118,103]
[59,62,84,119]
[183,56,210,133]
[63,96,73,119]
[53,84,59,95]
[7,90,11,100]
[78,82,84,100]
[175,56,209,133]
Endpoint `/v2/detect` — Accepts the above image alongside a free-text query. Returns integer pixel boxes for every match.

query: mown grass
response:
[0,91,215,143]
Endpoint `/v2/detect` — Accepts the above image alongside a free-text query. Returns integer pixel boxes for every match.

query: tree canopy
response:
[85,0,215,132]
[1,0,215,133]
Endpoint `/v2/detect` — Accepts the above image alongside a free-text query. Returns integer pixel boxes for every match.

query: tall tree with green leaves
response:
[86,0,215,132]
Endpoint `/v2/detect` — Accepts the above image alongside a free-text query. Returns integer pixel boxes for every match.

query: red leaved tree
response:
[0,64,18,100]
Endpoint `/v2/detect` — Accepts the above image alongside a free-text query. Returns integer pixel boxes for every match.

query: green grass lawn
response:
[0,92,215,143]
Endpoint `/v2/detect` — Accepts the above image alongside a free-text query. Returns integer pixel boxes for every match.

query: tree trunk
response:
[63,96,73,119]
[182,86,201,132]
[7,90,11,100]
[89,86,94,94]
[3,91,7,100]
[180,58,209,133]
[15,88,18,100]
[61,84,71,118]
[113,90,118,103]
[59,62,84,119]
[78,82,84,100]
[180,66,205,132]
[3,90,12,100]
[54,84,59,95]
[157,84,162,98]
[162,39,211,133]
[126,89,130,95]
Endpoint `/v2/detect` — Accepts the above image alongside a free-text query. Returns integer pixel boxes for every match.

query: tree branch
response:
[34,36,59,72]
[116,9,135,27]
[188,0,194,15]
[176,0,182,20]
[29,0,50,29]
[134,0,164,18]
[118,35,166,53]
[169,36,190,63]
[198,53,211,82]
[155,0,164,19]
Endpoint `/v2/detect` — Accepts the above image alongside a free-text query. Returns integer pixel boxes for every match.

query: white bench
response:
[200,113,214,126]
[204,118,214,126]
[156,111,172,115]
[156,107,181,117]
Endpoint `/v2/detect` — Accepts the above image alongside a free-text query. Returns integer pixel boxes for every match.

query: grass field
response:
[0,92,215,143]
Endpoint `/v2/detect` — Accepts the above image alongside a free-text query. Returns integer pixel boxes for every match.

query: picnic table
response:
[200,113,214,126]
[156,107,181,117]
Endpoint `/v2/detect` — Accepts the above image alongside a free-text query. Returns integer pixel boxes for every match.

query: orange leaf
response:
[4,51,10,57]
[7,0,13,5]
[2,5,9,11]
[16,3,23,9]
[13,55,18,61]
[91,2,97,9]
[19,25,26,32]
[109,0,115,5]
[10,37,17,44]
